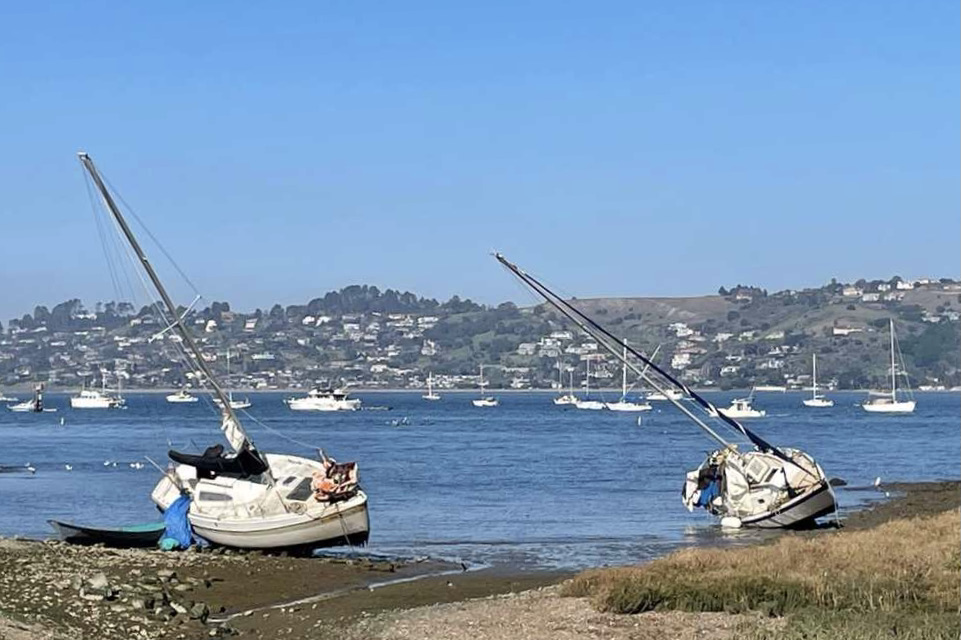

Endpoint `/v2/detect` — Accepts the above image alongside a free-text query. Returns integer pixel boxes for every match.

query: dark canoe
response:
[48,520,165,548]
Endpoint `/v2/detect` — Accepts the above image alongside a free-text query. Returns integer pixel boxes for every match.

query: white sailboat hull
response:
[553,395,577,405]
[709,407,766,419]
[70,396,123,409]
[862,400,916,413]
[802,397,834,408]
[422,394,441,401]
[605,401,653,412]
[472,398,499,407]
[574,400,606,410]
[740,480,836,529]
[286,398,359,411]
[189,493,370,549]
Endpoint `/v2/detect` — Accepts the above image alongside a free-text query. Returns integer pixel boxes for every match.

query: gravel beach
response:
[1,481,957,640]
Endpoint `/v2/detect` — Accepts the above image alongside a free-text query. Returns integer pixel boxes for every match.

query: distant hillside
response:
[1,277,959,391]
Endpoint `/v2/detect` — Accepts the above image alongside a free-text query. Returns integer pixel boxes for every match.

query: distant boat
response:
[48,519,165,548]
[710,394,766,419]
[552,362,577,405]
[0,389,18,403]
[646,389,683,402]
[802,354,834,408]
[8,384,56,413]
[754,385,787,392]
[605,346,653,412]
[862,319,916,414]
[422,372,441,401]
[212,349,251,410]
[166,389,199,404]
[70,374,125,409]
[574,356,605,410]
[471,364,499,407]
[286,388,361,411]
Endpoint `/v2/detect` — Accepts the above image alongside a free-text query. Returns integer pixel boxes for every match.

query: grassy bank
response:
[563,508,960,638]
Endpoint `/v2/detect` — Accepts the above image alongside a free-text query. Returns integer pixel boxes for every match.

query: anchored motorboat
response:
[646,388,683,402]
[709,395,766,419]
[79,152,369,549]
[862,319,916,414]
[70,373,125,409]
[802,354,834,408]
[166,389,199,404]
[285,388,361,411]
[495,252,836,530]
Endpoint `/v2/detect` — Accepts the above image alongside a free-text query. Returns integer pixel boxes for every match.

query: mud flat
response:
[1,481,957,640]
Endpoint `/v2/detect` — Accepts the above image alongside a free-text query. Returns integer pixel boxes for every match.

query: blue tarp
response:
[696,479,720,508]
[159,494,193,550]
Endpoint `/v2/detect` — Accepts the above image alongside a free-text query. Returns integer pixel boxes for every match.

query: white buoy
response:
[59,417,65,426]
[720,517,743,529]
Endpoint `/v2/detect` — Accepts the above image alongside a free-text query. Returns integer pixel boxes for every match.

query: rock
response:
[189,602,210,622]
[80,589,104,602]
[109,603,128,613]
[170,601,188,615]
[70,575,84,591]
[88,572,110,590]
[157,569,177,580]
[174,583,193,592]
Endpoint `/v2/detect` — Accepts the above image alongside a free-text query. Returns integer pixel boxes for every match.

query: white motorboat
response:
[70,375,125,409]
[471,364,498,407]
[0,390,18,403]
[422,372,441,401]
[79,152,369,550]
[646,389,683,402]
[7,384,55,413]
[286,388,360,412]
[710,396,766,419]
[605,345,653,412]
[862,319,916,414]
[802,354,834,408]
[166,389,199,404]
[495,252,836,530]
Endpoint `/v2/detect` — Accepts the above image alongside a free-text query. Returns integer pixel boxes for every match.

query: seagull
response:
[65,464,73,471]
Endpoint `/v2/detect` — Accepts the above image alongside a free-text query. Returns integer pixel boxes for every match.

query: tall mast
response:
[78,152,257,458]
[890,319,897,401]
[812,354,817,399]
[585,356,591,397]
[621,344,628,400]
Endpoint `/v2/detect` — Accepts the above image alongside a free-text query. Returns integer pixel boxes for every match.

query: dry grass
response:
[563,510,960,637]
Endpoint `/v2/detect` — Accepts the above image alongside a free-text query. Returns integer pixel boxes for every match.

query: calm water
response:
[1,390,958,569]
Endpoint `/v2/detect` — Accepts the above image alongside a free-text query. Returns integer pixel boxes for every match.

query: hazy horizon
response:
[2,2,958,323]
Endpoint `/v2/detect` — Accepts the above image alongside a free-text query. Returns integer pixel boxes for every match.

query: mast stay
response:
[78,152,265,466]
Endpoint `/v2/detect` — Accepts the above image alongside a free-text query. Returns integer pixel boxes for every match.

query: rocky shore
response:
[1,481,957,640]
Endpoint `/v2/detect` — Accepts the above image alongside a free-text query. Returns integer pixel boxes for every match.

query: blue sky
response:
[1,2,958,321]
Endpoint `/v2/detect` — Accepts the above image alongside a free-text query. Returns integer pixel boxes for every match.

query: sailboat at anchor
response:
[79,152,369,549]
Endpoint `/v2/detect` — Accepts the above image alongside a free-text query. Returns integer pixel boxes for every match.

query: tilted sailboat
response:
[79,153,369,549]
[802,354,833,408]
[862,319,916,414]
[495,253,836,529]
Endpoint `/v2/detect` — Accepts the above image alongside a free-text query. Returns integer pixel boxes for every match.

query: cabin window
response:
[198,492,231,502]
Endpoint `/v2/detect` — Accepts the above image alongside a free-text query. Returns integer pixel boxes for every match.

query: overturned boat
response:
[79,152,369,549]
[494,253,836,529]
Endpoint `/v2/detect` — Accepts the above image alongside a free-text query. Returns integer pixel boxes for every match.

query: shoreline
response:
[1,480,957,639]
[6,386,961,394]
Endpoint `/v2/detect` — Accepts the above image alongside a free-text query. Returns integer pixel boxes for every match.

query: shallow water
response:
[1,390,958,569]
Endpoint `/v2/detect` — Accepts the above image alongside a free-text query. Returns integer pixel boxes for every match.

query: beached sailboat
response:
[495,253,836,529]
[552,362,578,405]
[802,354,834,408]
[574,356,605,410]
[422,372,441,401]
[79,152,368,549]
[605,345,653,412]
[472,364,499,407]
[862,319,916,414]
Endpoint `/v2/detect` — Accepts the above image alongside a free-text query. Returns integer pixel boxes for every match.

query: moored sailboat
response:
[605,345,653,412]
[802,354,833,408]
[574,356,605,410]
[422,372,441,401]
[552,361,578,405]
[862,319,916,414]
[79,152,369,549]
[494,252,836,529]
[472,364,499,407]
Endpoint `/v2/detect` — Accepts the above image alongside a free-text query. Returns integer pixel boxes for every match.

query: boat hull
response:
[739,481,837,529]
[70,397,123,409]
[188,493,370,549]
[574,400,605,410]
[802,398,834,408]
[605,401,653,412]
[862,400,916,413]
[472,399,499,407]
[48,520,165,548]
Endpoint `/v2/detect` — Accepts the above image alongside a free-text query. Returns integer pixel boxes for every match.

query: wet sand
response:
[0,481,956,640]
